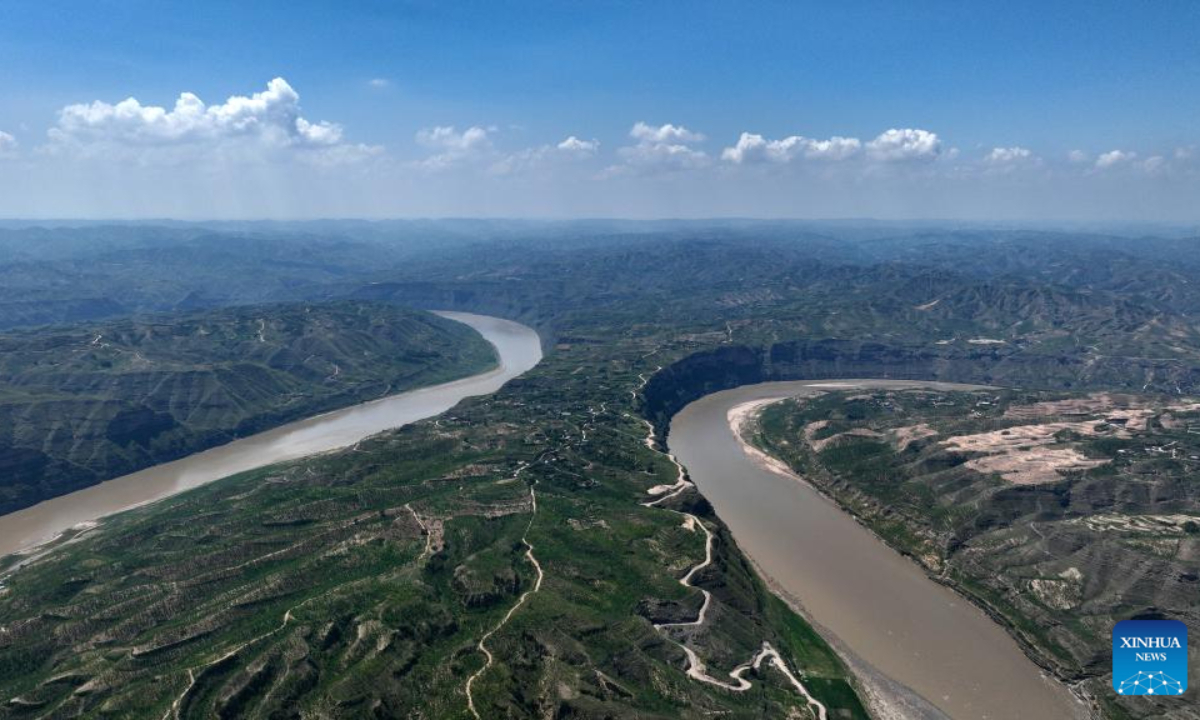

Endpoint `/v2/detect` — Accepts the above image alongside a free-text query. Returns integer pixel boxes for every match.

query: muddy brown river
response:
[2,329,1092,719]
[670,380,1090,720]
[0,312,542,559]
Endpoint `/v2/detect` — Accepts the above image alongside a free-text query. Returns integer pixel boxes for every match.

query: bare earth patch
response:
[803,420,885,452]
[946,393,1200,484]
[1028,567,1084,610]
[1077,513,1200,535]
[891,423,938,451]
[941,422,1114,484]
[1003,392,1200,432]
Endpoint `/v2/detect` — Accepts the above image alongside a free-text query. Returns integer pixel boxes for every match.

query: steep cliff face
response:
[641,345,766,431]
[0,302,496,515]
[643,338,1200,433]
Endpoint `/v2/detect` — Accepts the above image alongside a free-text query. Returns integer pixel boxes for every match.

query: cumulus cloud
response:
[557,136,600,156]
[1080,148,1193,176]
[1067,150,1090,164]
[0,131,17,154]
[1095,149,1136,169]
[489,136,601,175]
[416,127,600,175]
[41,78,382,167]
[614,122,708,173]
[50,78,343,149]
[415,125,494,169]
[865,128,941,162]
[629,121,704,145]
[984,146,1033,164]
[720,127,947,168]
[979,146,1040,175]
[417,125,491,152]
[619,143,708,170]
[721,132,861,164]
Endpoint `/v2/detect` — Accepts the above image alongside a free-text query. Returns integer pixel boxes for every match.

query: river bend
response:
[670,379,1088,720]
[0,312,542,559]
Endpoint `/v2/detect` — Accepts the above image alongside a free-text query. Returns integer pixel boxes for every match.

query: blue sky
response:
[1,0,1199,220]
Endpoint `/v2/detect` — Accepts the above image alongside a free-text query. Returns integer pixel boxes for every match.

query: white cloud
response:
[368,78,390,88]
[1174,146,1195,161]
[294,117,341,145]
[50,78,343,150]
[721,133,769,163]
[980,146,1040,175]
[0,131,17,154]
[557,136,599,156]
[1140,155,1167,175]
[721,132,860,164]
[620,141,708,169]
[806,136,863,160]
[629,121,704,144]
[489,137,600,175]
[1095,149,1136,169]
[417,125,491,152]
[415,125,493,169]
[417,129,598,175]
[866,128,941,162]
[613,122,708,173]
[40,78,383,168]
[984,146,1033,164]
[1067,149,1090,164]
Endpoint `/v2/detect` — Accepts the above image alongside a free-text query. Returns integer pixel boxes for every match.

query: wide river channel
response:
[670,379,1090,720]
[0,312,543,559]
[3,326,1091,719]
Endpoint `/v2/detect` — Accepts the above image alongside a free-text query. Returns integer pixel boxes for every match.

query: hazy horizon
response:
[2,216,1200,233]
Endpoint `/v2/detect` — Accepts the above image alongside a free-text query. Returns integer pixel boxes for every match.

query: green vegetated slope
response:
[0,328,865,720]
[6,226,1200,718]
[0,301,496,514]
[748,389,1200,720]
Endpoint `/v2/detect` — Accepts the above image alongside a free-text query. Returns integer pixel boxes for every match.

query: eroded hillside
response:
[0,327,864,720]
[0,302,495,514]
[748,389,1200,719]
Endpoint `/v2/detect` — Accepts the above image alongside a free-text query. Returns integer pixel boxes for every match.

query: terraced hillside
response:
[747,389,1200,719]
[0,302,496,514]
[0,323,865,720]
[6,226,1200,718]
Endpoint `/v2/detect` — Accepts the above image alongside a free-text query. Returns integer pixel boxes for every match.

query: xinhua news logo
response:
[1112,619,1188,696]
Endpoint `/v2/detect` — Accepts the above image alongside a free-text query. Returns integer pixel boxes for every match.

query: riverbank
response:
[727,398,952,719]
[730,392,1100,719]
[669,380,1089,720]
[0,312,543,564]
